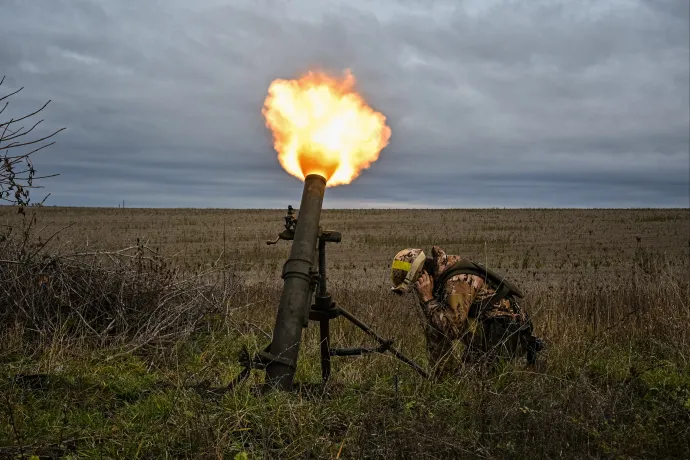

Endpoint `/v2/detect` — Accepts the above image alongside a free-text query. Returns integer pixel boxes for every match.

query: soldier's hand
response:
[415,270,434,303]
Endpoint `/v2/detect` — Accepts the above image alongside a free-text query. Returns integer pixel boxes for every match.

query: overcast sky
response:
[1,0,688,208]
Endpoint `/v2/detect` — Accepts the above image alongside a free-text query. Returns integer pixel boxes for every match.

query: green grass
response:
[2,334,689,459]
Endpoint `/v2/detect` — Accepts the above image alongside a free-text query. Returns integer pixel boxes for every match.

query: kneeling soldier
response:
[390,246,543,378]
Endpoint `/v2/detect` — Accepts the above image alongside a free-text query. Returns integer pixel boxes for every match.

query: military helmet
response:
[390,248,426,294]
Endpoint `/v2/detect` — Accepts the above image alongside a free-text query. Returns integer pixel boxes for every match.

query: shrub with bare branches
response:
[0,214,237,351]
[1,76,64,211]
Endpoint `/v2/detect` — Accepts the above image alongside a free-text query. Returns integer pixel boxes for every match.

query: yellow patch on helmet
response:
[391,260,412,271]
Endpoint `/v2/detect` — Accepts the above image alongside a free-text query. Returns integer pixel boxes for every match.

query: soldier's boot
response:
[526,336,545,365]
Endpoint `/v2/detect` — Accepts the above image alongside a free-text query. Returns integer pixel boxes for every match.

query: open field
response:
[1,207,689,459]
[1,206,688,281]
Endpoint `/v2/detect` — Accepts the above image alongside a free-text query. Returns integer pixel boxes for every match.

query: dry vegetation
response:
[1,206,689,459]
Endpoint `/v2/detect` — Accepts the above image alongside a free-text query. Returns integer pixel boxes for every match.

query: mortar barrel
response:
[265,174,326,390]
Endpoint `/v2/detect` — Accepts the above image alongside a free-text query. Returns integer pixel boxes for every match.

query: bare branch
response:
[0,86,23,104]
[0,116,12,141]
[27,222,76,262]
[0,124,23,139]
[0,177,55,186]
[0,100,51,128]
[1,119,43,142]
[1,77,62,207]
[2,141,57,161]
[26,173,60,180]
[1,126,65,150]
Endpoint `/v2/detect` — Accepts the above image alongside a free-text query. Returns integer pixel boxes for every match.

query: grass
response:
[2,340,688,458]
[1,207,689,459]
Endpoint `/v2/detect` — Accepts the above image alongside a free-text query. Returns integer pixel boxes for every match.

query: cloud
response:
[1,0,687,208]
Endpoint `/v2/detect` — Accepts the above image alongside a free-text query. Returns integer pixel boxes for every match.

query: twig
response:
[2,127,66,150]
[0,100,51,128]
[0,86,22,103]
[2,393,25,460]
[27,222,76,262]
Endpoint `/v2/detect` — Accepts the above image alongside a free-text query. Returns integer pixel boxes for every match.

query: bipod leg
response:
[198,344,260,396]
[319,318,331,383]
[337,306,430,380]
[309,299,340,385]
[223,366,251,393]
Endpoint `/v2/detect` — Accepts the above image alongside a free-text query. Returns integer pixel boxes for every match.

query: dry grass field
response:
[1,206,689,459]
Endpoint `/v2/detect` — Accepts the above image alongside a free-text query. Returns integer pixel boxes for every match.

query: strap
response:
[394,251,427,292]
[476,284,511,315]
[433,260,523,306]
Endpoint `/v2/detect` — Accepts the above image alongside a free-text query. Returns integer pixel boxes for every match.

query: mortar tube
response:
[265,174,326,390]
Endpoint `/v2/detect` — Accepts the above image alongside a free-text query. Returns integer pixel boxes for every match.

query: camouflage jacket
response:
[419,246,527,344]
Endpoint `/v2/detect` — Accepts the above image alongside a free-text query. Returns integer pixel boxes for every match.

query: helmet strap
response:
[401,251,426,290]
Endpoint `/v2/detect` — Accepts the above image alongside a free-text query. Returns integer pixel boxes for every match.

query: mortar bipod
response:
[308,230,429,383]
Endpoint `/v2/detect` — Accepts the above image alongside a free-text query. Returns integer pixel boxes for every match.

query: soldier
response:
[390,246,543,379]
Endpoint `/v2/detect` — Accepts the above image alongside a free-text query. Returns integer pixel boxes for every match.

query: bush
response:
[0,213,236,349]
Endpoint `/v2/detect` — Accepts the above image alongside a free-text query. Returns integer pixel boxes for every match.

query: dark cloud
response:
[1,0,687,208]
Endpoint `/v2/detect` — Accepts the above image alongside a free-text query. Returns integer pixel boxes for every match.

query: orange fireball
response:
[262,70,391,186]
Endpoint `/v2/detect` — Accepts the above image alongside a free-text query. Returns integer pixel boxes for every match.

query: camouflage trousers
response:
[461,315,540,363]
[425,315,543,379]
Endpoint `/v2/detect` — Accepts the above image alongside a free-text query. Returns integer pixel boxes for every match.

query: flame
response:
[262,70,391,186]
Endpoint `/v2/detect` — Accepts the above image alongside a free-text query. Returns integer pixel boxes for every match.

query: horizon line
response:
[3,205,688,211]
